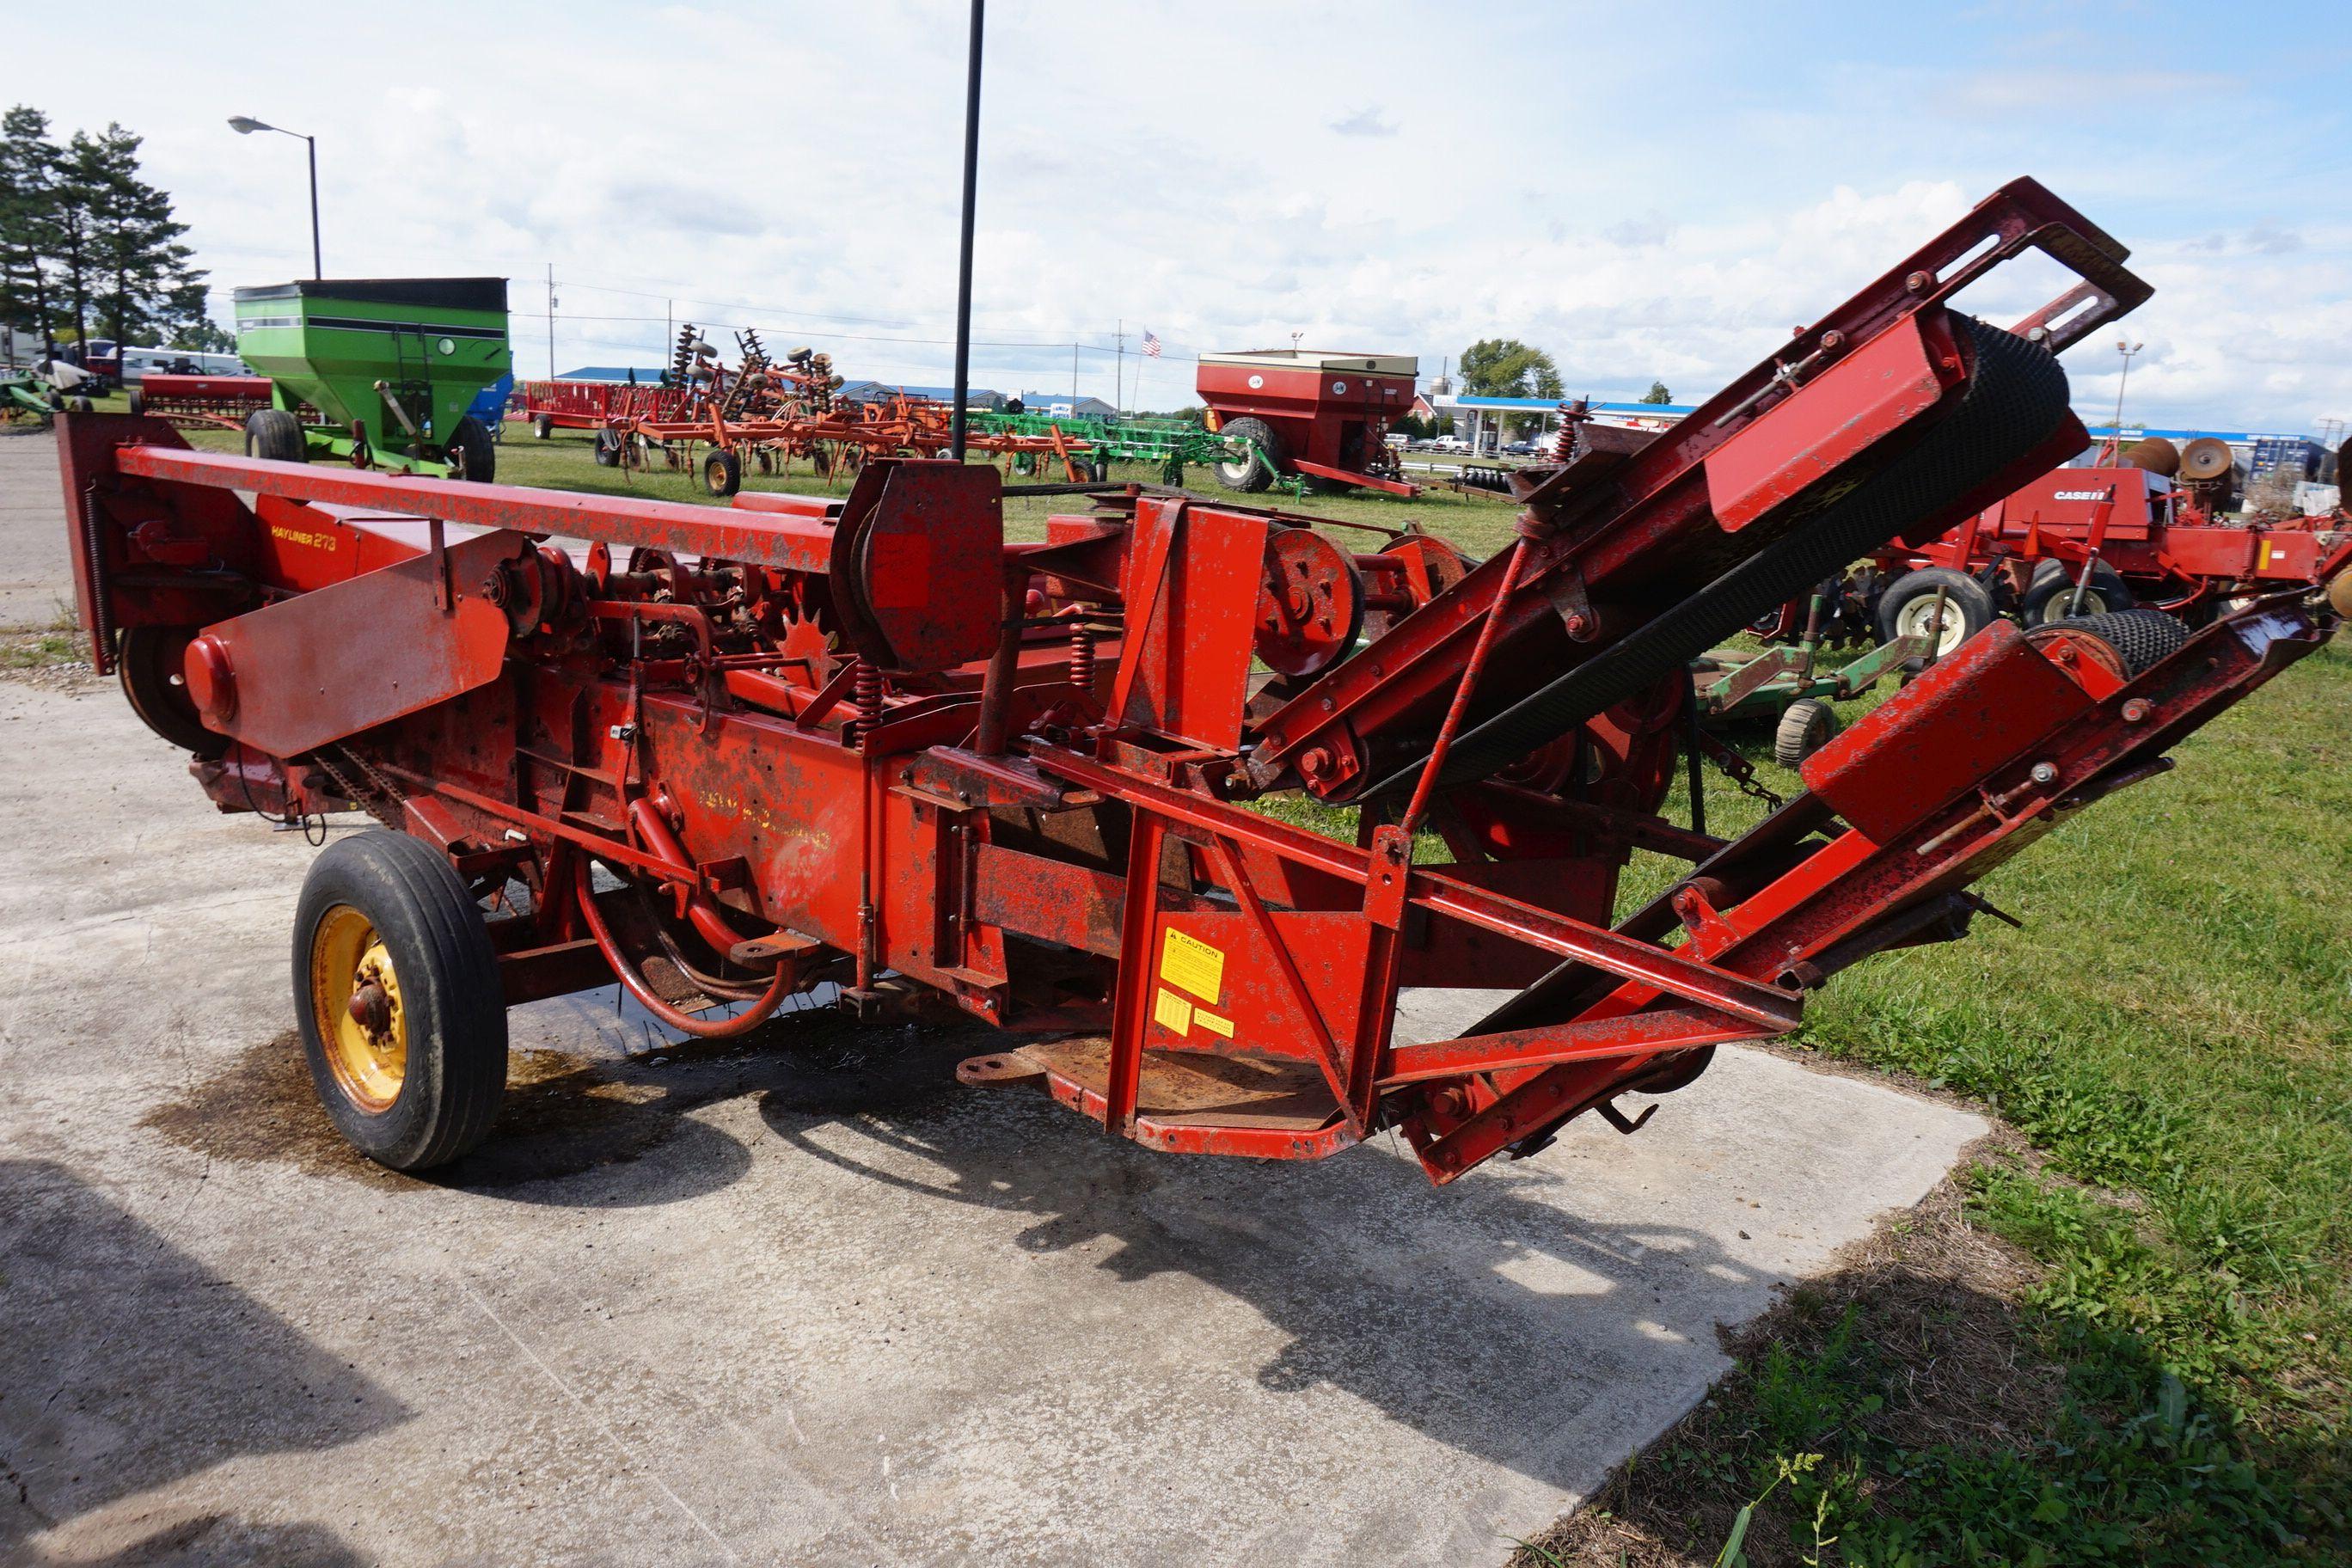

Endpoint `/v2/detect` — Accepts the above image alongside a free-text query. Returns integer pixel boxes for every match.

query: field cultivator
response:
[54,180,2349,1185]
[521,330,1107,495]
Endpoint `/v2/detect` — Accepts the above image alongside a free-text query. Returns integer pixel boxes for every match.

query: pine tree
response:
[53,130,102,354]
[83,123,205,355]
[0,106,63,359]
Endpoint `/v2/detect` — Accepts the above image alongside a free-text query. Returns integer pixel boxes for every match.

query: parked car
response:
[1430,433,1471,453]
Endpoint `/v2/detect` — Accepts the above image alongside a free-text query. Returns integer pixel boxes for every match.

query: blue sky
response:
[15,0,2349,432]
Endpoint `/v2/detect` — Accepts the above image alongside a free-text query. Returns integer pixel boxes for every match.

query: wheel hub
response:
[311,906,407,1112]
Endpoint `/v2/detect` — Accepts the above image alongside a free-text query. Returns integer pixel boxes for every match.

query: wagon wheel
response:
[1253,527,1367,678]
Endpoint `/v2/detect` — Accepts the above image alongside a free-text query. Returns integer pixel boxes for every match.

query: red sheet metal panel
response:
[191,529,526,757]
[1704,314,1951,531]
[1800,620,2092,842]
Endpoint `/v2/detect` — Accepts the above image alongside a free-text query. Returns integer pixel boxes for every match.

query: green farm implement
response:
[1694,591,1929,767]
[966,408,1270,489]
[233,278,510,481]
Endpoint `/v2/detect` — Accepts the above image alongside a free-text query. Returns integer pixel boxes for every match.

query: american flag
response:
[1142,330,1161,358]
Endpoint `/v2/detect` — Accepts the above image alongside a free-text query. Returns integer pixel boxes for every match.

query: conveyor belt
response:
[1363,319,2072,799]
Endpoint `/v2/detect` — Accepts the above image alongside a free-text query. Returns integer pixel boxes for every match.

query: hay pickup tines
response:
[58,180,2341,1180]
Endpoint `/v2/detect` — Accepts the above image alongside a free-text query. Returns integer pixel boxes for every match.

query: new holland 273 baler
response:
[54,181,2349,1178]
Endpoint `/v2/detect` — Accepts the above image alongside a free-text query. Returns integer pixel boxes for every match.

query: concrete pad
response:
[0,640,1986,1566]
[0,428,74,632]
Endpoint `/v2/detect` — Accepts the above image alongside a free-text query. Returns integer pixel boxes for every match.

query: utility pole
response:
[1115,320,1125,416]
[947,0,984,460]
[1071,341,1078,406]
[666,299,673,370]
[545,264,556,381]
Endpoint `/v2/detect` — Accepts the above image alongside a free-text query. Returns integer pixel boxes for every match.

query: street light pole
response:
[2111,338,2144,443]
[228,117,322,279]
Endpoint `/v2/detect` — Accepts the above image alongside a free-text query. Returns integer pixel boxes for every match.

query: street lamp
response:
[2111,338,2144,441]
[228,117,321,279]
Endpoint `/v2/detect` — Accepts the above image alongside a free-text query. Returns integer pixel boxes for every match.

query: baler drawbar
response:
[54,180,2343,1179]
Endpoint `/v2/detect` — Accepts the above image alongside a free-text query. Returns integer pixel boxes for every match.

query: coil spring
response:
[80,486,114,674]
[1549,419,1577,464]
[853,658,882,747]
[1068,622,1095,689]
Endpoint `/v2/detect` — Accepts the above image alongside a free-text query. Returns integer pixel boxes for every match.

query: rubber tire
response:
[703,448,743,497]
[292,833,507,1172]
[1090,456,1111,484]
[244,407,307,464]
[118,626,229,758]
[532,413,554,440]
[2021,559,2134,623]
[444,415,496,483]
[1876,567,1996,655]
[1213,415,1283,493]
[126,389,144,417]
[593,428,623,467]
[1773,697,1841,768]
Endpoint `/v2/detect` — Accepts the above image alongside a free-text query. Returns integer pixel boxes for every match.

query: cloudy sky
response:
[15,0,2349,433]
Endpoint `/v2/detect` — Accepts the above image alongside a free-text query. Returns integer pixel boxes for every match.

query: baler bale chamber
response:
[52,179,2349,1182]
[233,276,511,481]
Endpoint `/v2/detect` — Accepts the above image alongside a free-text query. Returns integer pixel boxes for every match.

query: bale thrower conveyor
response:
[53,180,2348,1179]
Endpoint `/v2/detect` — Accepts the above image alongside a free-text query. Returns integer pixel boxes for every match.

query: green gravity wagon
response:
[233,278,510,481]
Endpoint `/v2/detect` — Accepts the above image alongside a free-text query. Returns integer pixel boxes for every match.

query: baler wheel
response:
[244,407,307,464]
[293,833,508,1172]
[117,625,228,758]
[1773,697,1841,768]
[1875,567,1995,656]
[703,448,744,497]
[444,416,496,483]
[593,429,624,467]
[532,413,554,440]
[1213,416,1283,493]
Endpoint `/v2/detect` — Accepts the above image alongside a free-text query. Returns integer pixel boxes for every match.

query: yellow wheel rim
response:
[310,903,407,1112]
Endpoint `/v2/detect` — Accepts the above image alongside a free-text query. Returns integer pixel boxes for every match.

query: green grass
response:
[179,403,2352,1558]
[1767,640,2352,1561]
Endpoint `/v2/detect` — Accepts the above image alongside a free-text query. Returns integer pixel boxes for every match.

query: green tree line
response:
[0,106,218,363]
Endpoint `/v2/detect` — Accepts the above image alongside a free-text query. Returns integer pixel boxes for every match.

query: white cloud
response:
[9,1,2345,431]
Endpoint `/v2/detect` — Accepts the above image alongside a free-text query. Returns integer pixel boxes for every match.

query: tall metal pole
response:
[546,264,555,381]
[2110,339,2142,440]
[1071,340,1078,406]
[303,135,322,279]
[948,0,984,460]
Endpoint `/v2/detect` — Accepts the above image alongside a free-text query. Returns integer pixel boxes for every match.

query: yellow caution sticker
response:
[1192,1009,1234,1039]
[1153,987,1193,1036]
[2259,540,2275,570]
[1160,928,1225,1003]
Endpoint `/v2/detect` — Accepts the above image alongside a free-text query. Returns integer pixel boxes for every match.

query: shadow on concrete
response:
[0,1160,407,1565]
[750,1030,1770,1493]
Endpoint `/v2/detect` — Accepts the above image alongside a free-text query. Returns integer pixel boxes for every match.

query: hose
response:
[575,862,793,1038]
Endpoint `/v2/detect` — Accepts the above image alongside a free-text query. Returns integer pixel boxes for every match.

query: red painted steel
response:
[52,181,2346,1189]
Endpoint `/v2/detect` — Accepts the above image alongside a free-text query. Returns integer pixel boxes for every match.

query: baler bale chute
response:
[233,277,511,481]
[52,179,2349,1183]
